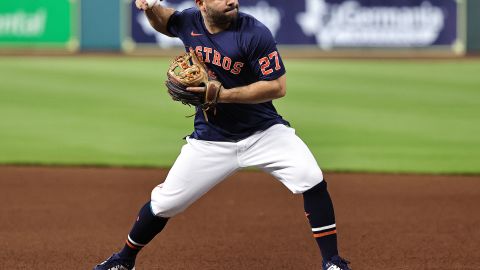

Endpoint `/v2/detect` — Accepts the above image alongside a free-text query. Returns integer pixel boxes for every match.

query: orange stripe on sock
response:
[126,239,141,250]
[313,230,337,238]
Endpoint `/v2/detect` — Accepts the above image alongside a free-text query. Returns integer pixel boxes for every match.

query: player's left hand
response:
[185,86,205,93]
[186,80,223,102]
[187,80,222,101]
[186,82,218,94]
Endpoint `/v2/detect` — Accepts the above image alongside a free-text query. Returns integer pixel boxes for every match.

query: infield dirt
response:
[0,166,479,269]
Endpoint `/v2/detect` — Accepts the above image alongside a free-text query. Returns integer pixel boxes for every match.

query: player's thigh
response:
[151,138,239,217]
[242,125,323,194]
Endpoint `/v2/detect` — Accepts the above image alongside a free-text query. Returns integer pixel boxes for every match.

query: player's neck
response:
[202,17,231,34]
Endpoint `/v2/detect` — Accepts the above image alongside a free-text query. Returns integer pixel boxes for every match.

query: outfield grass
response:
[0,56,479,174]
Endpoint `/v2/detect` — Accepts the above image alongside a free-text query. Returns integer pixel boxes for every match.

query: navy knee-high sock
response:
[303,180,339,262]
[118,201,169,260]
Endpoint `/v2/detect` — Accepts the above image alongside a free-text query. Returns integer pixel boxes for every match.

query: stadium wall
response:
[467,0,480,53]
[80,0,122,51]
[0,0,478,55]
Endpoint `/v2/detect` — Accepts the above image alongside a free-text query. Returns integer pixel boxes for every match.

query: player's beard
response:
[205,3,239,27]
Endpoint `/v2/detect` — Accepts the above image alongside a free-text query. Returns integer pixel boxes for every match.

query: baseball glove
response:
[165,49,223,121]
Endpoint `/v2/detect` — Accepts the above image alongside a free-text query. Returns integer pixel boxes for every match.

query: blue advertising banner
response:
[129,0,458,49]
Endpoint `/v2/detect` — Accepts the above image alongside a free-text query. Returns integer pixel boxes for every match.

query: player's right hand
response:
[135,0,159,10]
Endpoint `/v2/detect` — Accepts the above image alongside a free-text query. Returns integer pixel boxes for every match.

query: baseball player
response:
[93,0,351,269]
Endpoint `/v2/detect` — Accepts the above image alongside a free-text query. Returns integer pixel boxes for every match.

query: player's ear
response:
[195,0,206,11]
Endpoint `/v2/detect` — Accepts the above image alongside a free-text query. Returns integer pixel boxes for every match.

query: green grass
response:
[0,56,479,174]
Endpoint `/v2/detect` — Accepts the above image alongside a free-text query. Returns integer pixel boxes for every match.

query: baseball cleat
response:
[323,255,351,270]
[93,253,135,270]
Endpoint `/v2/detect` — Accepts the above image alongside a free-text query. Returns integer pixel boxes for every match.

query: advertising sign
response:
[295,0,458,49]
[129,0,458,49]
[0,0,77,48]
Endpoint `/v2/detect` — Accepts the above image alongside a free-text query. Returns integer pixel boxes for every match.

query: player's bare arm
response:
[187,74,286,104]
[135,0,176,36]
[219,74,286,104]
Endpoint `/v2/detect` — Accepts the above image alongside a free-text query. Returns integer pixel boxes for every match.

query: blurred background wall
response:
[1,0,479,55]
[80,0,122,51]
[467,0,480,53]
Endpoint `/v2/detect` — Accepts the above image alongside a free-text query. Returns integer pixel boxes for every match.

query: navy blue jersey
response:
[167,7,289,141]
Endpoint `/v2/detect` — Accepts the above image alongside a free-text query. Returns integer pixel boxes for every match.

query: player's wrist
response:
[217,87,233,104]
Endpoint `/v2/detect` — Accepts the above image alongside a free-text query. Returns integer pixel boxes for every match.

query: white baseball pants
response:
[150,124,324,217]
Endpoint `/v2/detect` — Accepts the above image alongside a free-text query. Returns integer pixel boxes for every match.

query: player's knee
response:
[282,165,323,194]
[293,165,323,187]
[150,196,187,218]
[150,186,188,218]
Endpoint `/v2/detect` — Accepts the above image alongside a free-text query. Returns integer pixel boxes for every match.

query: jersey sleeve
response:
[166,8,194,38]
[245,23,286,81]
